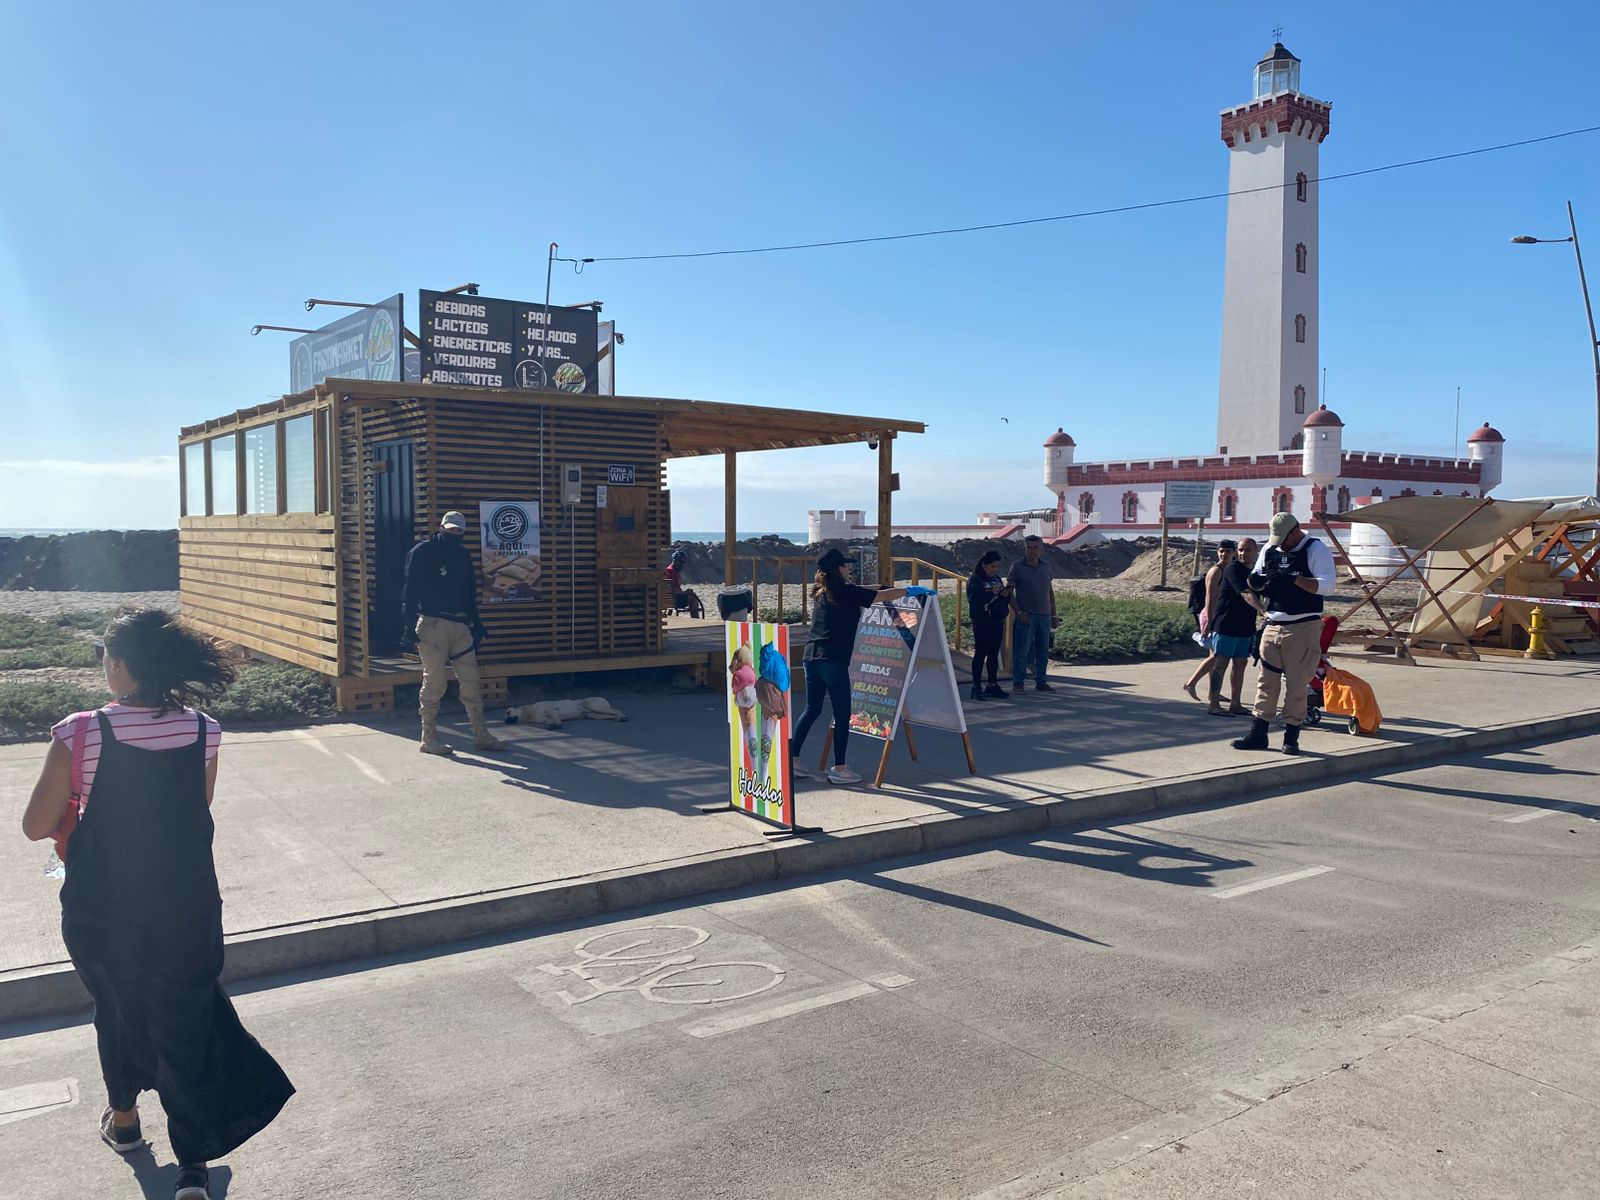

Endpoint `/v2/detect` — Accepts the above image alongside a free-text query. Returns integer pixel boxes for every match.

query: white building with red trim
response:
[1040,42,1505,546]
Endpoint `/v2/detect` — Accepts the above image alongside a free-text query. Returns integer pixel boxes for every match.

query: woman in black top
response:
[1208,538,1264,715]
[21,611,294,1200]
[965,550,1011,700]
[790,548,905,785]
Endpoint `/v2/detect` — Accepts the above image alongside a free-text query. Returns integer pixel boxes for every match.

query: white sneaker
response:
[827,764,863,785]
[791,759,815,779]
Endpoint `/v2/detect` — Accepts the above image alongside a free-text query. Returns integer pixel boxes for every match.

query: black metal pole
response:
[1566,201,1600,500]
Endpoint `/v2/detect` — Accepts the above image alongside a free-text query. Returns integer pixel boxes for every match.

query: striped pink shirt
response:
[50,704,222,804]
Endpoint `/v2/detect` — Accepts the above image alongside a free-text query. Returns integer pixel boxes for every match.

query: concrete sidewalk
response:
[3,652,1597,1017]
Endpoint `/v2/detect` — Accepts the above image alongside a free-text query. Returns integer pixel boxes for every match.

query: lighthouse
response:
[1216,43,1331,458]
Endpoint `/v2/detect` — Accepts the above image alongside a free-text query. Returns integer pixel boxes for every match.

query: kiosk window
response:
[244,425,278,514]
[183,443,206,516]
[210,436,239,516]
[284,415,315,513]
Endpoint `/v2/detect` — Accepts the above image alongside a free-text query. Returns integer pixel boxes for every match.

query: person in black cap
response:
[790,548,905,785]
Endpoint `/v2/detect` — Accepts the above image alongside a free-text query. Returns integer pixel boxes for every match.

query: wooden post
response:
[724,451,737,587]
[1190,518,1206,579]
[1159,515,1169,588]
[877,435,893,586]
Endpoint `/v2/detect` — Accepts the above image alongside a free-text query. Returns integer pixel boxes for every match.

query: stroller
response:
[1304,615,1382,735]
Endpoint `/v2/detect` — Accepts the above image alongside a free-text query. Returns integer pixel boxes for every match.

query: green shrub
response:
[0,681,107,739]
[755,607,807,625]
[208,662,335,724]
[940,590,1199,664]
[0,643,99,669]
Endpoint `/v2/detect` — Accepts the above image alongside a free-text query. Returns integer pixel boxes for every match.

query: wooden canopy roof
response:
[182,379,924,457]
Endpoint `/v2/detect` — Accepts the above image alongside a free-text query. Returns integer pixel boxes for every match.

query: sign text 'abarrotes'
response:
[419,290,599,394]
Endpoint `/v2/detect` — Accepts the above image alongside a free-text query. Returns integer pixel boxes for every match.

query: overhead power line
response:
[588,123,1600,264]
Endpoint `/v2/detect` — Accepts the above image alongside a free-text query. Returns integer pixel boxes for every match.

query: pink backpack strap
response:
[67,712,91,812]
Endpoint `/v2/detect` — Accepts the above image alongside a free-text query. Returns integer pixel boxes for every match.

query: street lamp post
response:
[1512,200,1600,499]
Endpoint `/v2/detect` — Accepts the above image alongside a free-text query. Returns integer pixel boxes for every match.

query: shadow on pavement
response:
[122,1148,232,1199]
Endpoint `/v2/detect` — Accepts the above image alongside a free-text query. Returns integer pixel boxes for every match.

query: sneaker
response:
[791,758,815,779]
[175,1164,211,1199]
[100,1108,145,1154]
[827,764,863,785]
[970,686,985,701]
[984,684,1010,699]
[1034,681,1056,693]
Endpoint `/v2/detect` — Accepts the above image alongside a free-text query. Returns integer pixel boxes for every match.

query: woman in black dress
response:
[965,550,1012,700]
[21,610,294,1200]
[790,548,905,785]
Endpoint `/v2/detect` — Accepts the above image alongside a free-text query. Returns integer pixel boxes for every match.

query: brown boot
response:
[419,717,453,756]
[467,704,508,752]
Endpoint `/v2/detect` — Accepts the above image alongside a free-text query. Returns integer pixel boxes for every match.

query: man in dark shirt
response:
[1006,535,1058,692]
[401,511,506,755]
[1206,538,1262,715]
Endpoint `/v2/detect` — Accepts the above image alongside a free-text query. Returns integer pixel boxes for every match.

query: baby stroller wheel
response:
[1305,706,1322,726]
[1348,716,1362,735]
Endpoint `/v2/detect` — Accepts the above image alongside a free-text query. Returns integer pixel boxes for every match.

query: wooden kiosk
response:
[176,379,923,711]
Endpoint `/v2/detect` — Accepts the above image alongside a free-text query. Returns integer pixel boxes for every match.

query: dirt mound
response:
[0,530,179,591]
[1116,541,1208,587]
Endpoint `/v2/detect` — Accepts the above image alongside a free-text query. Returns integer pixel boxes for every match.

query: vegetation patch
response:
[0,681,108,740]
[0,613,104,670]
[207,662,336,724]
[940,591,1200,664]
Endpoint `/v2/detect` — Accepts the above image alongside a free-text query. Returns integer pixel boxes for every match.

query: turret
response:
[1467,422,1505,494]
[1043,428,1075,494]
[1301,405,1342,486]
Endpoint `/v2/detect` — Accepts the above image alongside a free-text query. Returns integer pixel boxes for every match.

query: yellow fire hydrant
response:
[1525,605,1557,660]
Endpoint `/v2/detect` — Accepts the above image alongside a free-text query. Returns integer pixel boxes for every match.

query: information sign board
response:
[290,295,404,392]
[1163,480,1216,520]
[419,290,598,393]
[726,620,794,828]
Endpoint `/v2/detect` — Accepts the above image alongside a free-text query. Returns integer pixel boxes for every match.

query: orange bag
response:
[1320,666,1382,735]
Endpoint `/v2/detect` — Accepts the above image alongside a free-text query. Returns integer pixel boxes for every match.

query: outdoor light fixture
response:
[566,300,604,311]
[440,282,480,296]
[250,324,318,336]
[305,297,377,312]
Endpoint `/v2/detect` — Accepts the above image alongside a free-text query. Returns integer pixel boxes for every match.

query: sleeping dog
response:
[504,697,629,729]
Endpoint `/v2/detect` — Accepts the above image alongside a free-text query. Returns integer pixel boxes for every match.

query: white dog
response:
[505,697,629,729]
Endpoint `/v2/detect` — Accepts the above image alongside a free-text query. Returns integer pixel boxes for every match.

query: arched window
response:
[1273,487,1294,514]
[1294,384,1306,414]
[1121,491,1138,523]
[1078,491,1095,518]
[1296,172,1308,202]
[1294,314,1307,343]
[1289,432,1305,450]
[1295,243,1307,273]
[1218,488,1239,522]
[1336,486,1351,512]
[1311,485,1327,514]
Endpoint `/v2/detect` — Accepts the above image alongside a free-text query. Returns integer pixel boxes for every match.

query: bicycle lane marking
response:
[681,974,916,1040]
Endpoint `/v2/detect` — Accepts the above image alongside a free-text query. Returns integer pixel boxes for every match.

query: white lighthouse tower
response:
[1217,43,1332,458]
[1043,428,1075,533]
[1467,422,1506,494]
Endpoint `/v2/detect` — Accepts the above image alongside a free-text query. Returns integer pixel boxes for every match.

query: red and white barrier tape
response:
[1445,589,1600,610]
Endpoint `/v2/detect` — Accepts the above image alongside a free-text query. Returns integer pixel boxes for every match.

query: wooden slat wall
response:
[429,396,668,664]
[179,514,340,673]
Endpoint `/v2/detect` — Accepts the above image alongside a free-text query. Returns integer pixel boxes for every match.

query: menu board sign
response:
[290,295,404,392]
[419,290,599,394]
[847,597,923,740]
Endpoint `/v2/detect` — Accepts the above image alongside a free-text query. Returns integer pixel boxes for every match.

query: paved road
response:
[1,735,1596,1199]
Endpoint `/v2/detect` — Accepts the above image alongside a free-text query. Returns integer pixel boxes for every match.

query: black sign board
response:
[418,290,598,394]
[607,464,636,485]
[290,295,404,392]
[846,599,922,741]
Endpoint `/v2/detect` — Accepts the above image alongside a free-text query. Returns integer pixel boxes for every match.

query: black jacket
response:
[401,533,481,627]
[966,572,1010,625]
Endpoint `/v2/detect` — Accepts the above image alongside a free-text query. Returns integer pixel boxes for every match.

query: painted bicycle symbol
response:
[535,925,786,1007]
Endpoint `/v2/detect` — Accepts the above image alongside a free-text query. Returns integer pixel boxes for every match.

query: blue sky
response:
[3,1,1598,532]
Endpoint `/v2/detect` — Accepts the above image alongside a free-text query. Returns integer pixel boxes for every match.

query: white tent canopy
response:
[1331,496,1555,554]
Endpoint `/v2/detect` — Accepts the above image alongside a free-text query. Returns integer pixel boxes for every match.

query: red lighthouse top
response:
[1467,423,1505,444]
[1303,405,1343,428]
[1044,428,1076,447]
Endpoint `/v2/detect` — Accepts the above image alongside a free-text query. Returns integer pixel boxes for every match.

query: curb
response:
[5,706,1599,1024]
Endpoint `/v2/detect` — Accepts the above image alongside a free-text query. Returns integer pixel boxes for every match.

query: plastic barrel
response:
[717,585,754,620]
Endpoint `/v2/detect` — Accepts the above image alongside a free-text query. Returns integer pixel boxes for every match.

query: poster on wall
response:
[478,500,543,602]
[290,294,404,392]
[725,620,793,828]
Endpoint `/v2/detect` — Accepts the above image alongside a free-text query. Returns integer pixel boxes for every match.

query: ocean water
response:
[0,528,98,537]
[673,531,808,543]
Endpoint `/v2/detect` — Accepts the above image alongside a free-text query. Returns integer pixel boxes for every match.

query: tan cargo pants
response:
[416,616,482,721]
[1252,618,1322,727]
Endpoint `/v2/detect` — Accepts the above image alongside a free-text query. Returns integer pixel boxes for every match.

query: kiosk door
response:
[370,439,415,653]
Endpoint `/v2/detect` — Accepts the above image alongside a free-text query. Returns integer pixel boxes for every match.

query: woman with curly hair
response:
[21,609,294,1200]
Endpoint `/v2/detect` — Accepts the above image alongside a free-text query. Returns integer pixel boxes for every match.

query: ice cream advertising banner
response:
[726,621,793,828]
[478,501,543,603]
